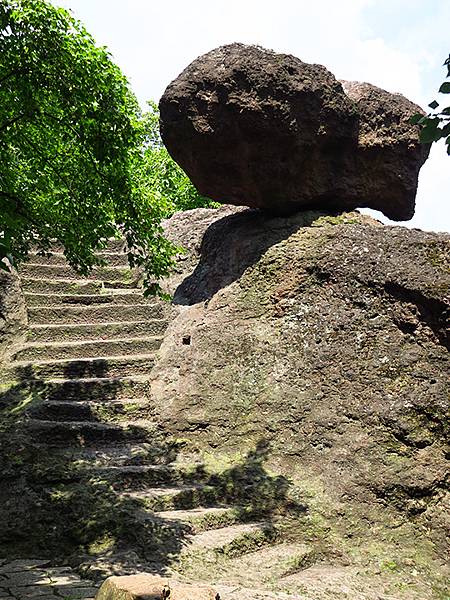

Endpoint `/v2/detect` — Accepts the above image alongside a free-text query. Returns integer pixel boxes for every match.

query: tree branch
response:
[0,67,26,85]
[17,129,79,199]
[39,110,105,178]
[0,113,28,134]
[0,189,35,226]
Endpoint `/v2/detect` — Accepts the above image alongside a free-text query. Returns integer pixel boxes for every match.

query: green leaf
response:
[439,82,450,94]
[441,122,450,136]
[419,120,442,143]
[428,100,439,110]
[0,0,212,295]
[409,113,423,125]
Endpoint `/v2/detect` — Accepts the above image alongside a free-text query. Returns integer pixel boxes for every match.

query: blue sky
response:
[53,0,450,232]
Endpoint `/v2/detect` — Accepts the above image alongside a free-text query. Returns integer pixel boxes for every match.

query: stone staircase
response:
[2,242,310,599]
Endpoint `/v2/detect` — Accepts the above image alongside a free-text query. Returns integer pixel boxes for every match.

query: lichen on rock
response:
[150,205,449,595]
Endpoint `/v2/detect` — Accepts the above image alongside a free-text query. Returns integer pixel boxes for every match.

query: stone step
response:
[24,291,151,307]
[28,375,150,402]
[85,463,202,490]
[24,444,181,483]
[27,398,149,421]
[211,543,313,588]
[155,506,243,533]
[27,320,167,343]
[11,354,156,379]
[51,442,180,469]
[28,251,130,267]
[24,418,157,446]
[183,522,277,559]
[0,561,98,599]
[19,263,141,284]
[21,277,140,294]
[35,238,127,254]
[122,485,221,512]
[215,584,301,600]
[13,336,163,362]
[28,303,164,325]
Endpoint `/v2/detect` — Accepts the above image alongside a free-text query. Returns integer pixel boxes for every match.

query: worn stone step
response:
[52,442,180,469]
[183,522,278,559]
[24,444,181,483]
[27,375,150,402]
[19,263,141,284]
[210,543,313,588]
[155,506,244,533]
[27,320,167,343]
[28,251,130,267]
[24,418,157,446]
[46,238,128,254]
[85,463,202,490]
[0,562,98,598]
[24,291,151,307]
[21,277,106,295]
[215,584,301,600]
[27,398,149,421]
[14,336,163,362]
[11,354,156,380]
[28,303,164,325]
[122,485,221,512]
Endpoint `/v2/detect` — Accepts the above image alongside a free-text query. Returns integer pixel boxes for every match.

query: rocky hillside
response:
[0,207,448,600]
[152,205,449,598]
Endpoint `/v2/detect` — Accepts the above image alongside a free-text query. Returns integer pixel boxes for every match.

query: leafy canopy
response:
[0,0,214,294]
[411,54,450,155]
[142,102,218,216]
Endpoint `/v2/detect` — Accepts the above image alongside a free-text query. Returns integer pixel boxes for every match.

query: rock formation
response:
[0,210,448,598]
[159,43,429,220]
[96,574,218,600]
[151,205,449,597]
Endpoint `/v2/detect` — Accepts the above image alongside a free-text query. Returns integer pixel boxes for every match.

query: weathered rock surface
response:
[152,205,449,596]
[0,269,27,362]
[96,574,218,600]
[159,43,429,221]
[341,80,429,220]
[2,212,449,599]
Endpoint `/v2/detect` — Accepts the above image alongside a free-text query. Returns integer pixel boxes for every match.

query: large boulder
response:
[159,43,429,221]
[96,574,218,600]
[341,80,430,220]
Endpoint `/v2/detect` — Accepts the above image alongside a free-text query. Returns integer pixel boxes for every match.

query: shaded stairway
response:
[1,242,310,598]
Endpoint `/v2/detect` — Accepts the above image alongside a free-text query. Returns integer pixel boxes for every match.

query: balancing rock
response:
[159,43,429,220]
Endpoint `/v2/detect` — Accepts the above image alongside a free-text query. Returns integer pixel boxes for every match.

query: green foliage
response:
[142,102,219,216]
[410,54,450,155]
[0,0,213,296]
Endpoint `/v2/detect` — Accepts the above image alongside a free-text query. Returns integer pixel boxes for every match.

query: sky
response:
[53,0,450,233]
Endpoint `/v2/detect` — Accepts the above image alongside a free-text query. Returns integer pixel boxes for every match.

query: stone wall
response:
[0,269,27,364]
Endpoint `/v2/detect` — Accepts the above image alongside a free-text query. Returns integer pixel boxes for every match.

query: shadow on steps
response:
[0,371,307,581]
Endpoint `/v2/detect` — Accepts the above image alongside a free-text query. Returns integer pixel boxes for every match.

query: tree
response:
[0,0,207,295]
[142,102,219,216]
[411,54,450,155]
